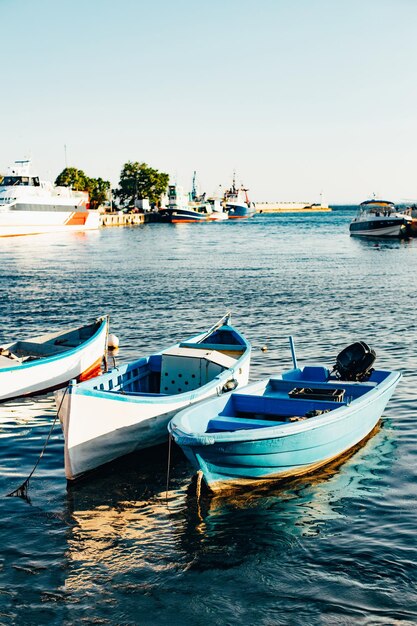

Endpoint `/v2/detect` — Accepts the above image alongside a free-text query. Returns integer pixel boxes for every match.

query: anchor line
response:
[6,385,69,500]
[165,433,173,502]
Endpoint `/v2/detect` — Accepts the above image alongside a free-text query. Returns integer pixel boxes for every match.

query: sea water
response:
[0,209,416,625]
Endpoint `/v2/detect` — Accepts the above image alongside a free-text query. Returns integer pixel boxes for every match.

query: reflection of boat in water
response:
[349,199,412,238]
[62,420,395,589]
[0,159,100,237]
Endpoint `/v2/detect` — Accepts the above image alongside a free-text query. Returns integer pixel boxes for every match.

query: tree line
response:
[55,162,169,210]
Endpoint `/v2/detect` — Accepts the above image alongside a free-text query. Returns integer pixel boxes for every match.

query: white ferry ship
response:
[0,159,100,237]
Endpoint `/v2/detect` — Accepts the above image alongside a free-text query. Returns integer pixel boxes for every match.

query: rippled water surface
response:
[0,209,416,625]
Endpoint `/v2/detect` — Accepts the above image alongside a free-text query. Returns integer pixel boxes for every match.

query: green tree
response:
[116,161,169,206]
[55,168,110,210]
[55,167,88,191]
[86,177,111,210]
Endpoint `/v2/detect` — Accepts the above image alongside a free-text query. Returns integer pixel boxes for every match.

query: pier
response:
[255,202,331,213]
[99,212,161,227]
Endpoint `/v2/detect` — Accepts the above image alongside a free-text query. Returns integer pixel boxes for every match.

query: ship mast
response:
[191,171,197,201]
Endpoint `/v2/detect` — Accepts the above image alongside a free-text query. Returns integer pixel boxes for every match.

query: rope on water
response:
[165,433,173,503]
[6,386,69,501]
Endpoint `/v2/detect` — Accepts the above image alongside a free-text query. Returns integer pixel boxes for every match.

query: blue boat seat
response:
[207,415,282,433]
[179,342,244,353]
[231,394,346,417]
[108,390,170,397]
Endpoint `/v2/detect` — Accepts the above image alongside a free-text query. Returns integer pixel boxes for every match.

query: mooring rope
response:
[6,385,69,500]
[165,433,173,503]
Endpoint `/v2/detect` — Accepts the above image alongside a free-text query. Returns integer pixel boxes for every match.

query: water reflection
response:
[63,423,396,589]
[352,236,416,250]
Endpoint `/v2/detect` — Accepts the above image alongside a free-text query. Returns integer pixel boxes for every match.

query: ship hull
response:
[349,218,408,238]
[159,208,209,223]
[226,203,255,219]
[0,207,100,237]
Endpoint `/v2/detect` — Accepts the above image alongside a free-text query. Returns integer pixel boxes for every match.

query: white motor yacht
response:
[0,159,99,237]
[349,199,412,237]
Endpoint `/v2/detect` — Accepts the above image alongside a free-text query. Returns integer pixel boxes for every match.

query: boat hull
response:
[349,218,409,238]
[170,371,401,492]
[159,208,209,223]
[226,203,255,219]
[0,207,100,237]
[0,318,107,401]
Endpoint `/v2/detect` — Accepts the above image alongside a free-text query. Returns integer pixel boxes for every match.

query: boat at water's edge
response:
[0,159,99,237]
[0,316,108,401]
[169,350,401,492]
[224,174,255,219]
[350,199,412,237]
[55,314,251,481]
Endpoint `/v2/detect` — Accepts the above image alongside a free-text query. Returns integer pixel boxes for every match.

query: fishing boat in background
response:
[0,316,108,402]
[159,182,212,223]
[169,339,401,492]
[206,197,229,221]
[224,173,256,219]
[159,173,229,223]
[0,159,100,237]
[56,314,251,481]
[349,199,412,237]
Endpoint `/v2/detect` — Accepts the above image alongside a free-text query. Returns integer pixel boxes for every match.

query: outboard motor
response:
[333,341,376,381]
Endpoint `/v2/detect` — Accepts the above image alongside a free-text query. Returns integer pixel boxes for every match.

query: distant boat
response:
[169,340,401,492]
[56,314,251,481]
[159,183,212,223]
[160,174,229,223]
[206,198,229,221]
[0,159,100,237]
[0,316,108,402]
[350,199,412,237]
[224,173,256,219]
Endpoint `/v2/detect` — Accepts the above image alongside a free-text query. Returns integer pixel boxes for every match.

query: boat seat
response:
[108,390,170,397]
[207,415,283,433]
[231,394,346,417]
[179,342,243,353]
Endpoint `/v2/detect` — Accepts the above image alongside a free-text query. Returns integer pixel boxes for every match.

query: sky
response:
[1,0,417,203]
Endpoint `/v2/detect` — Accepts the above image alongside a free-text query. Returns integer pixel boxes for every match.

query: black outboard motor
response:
[333,341,376,381]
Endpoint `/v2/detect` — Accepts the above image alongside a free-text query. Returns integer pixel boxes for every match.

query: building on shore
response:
[255,201,331,213]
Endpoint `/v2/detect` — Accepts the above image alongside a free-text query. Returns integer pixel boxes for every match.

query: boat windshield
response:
[1,176,40,187]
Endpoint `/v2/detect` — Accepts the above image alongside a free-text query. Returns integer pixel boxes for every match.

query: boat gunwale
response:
[169,370,402,444]
[0,316,107,373]
[67,323,251,404]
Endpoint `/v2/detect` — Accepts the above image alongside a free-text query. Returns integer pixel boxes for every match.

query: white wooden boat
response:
[56,314,251,481]
[0,316,108,402]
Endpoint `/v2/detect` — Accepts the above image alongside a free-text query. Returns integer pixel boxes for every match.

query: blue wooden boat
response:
[169,342,401,492]
[56,314,251,481]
